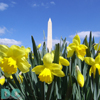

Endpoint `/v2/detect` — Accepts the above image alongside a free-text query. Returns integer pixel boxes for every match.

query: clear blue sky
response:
[0,0,100,50]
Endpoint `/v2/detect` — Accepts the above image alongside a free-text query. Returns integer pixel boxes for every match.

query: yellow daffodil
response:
[84,54,100,77]
[37,43,41,49]
[67,35,88,61]
[76,65,84,87]
[0,76,5,85]
[32,53,65,84]
[0,45,31,77]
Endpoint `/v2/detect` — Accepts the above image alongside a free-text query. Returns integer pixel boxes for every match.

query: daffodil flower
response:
[84,54,100,77]
[76,65,84,87]
[32,53,65,84]
[0,76,5,85]
[67,35,88,61]
[0,45,31,77]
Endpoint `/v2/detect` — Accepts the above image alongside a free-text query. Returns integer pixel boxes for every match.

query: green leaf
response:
[83,36,91,57]
[53,43,60,63]
[23,73,37,100]
[94,69,99,100]
[31,36,39,65]
[89,31,92,51]
[92,36,95,58]
[41,42,47,58]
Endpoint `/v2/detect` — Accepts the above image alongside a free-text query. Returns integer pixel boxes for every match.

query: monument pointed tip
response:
[49,18,51,22]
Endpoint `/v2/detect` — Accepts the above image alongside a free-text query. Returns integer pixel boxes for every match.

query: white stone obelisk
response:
[47,18,52,52]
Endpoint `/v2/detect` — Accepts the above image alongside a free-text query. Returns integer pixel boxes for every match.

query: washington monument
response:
[47,18,52,52]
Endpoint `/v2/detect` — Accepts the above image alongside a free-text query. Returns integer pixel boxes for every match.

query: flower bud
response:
[76,65,84,87]
[0,76,5,85]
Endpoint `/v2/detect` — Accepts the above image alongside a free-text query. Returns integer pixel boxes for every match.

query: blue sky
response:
[0,0,100,50]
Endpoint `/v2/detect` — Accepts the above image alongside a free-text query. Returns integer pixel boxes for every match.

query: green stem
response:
[69,57,72,86]
[46,82,54,100]
[41,82,45,100]
[54,77,58,100]
[65,57,72,100]
[23,73,37,100]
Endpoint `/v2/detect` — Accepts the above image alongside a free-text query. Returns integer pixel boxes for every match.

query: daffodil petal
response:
[73,34,81,44]
[43,53,53,65]
[73,39,80,46]
[89,64,100,77]
[67,48,75,58]
[59,61,63,69]
[96,64,100,75]
[32,65,45,74]
[51,69,65,77]
[94,44,100,51]
[68,43,76,49]
[0,44,9,53]
[0,45,9,58]
[59,56,70,66]
[76,45,88,61]
[84,57,95,65]
[21,46,31,58]
[7,45,25,59]
[89,67,92,76]
[47,63,62,70]
[17,57,31,73]
[67,43,76,58]
[95,54,100,64]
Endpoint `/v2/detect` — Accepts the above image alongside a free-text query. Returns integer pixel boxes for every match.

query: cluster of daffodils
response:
[0,45,31,85]
[67,34,100,87]
[67,35,87,87]
[0,34,100,89]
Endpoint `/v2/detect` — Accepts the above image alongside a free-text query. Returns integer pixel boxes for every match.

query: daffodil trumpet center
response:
[0,57,17,76]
